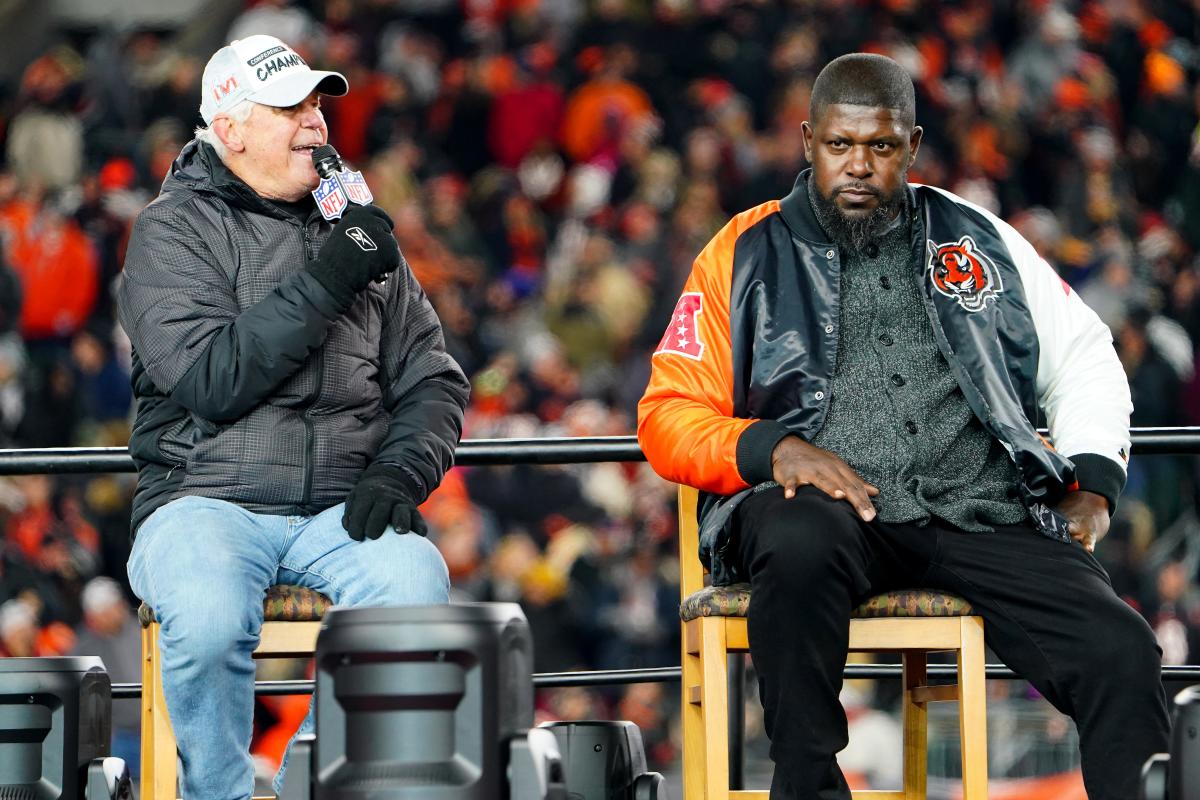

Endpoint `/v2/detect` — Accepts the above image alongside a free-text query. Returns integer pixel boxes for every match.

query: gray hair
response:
[82,576,125,615]
[194,99,256,160]
[0,599,35,636]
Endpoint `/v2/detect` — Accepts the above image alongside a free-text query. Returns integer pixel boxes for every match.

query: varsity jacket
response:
[638,171,1132,586]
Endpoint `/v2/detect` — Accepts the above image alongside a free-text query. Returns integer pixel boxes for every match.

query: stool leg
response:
[682,620,705,800]
[141,624,155,798]
[901,650,928,800]
[142,623,178,800]
[699,618,731,800]
[684,618,732,800]
[958,617,988,799]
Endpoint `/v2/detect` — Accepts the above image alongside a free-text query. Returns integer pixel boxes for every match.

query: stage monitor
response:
[0,656,111,800]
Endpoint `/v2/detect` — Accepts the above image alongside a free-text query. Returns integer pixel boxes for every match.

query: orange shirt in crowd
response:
[560,78,654,164]
[0,199,99,340]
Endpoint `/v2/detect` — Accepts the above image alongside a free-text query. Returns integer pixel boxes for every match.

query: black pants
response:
[733,486,1170,800]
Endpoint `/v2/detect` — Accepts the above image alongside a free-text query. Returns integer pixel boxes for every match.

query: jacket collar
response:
[779,168,921,247]
[162,140,295,221]
[778,169,830,245]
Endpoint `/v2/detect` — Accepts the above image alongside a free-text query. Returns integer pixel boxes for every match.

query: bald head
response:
[810,53,916,130]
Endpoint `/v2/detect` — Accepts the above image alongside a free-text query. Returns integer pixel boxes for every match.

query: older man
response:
[117,34,469,799]
[639,53,1168,799]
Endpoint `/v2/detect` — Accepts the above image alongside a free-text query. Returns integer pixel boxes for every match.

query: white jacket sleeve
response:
[993,214,1132,497]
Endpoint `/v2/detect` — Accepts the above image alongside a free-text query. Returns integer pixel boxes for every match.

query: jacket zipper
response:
[301,414,315,509]
[301,223,320,509]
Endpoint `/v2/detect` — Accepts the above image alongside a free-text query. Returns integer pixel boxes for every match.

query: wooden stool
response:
[138,584,332,800]
[677,485,989,799]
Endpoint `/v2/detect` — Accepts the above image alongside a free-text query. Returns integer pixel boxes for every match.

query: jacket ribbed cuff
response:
[735,420,794,486]
[361,463,423,502]
[1069,453,1127,515]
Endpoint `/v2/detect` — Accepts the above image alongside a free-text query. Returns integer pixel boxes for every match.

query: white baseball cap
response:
[199,34,348,124]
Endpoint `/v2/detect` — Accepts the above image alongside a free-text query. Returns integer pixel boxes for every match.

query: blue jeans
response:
[128,495,450,800]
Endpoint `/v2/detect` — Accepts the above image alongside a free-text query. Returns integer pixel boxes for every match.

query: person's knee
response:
[343,533,449,606]
[157,594,261,664]
[741,488,862,581]
[1078,609,1162,688]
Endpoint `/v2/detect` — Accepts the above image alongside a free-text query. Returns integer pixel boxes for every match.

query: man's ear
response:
[213,117,246,154]
[907,125,924,166]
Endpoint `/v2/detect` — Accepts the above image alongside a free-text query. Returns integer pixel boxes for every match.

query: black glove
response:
[342,463,428,541]
[305,205,401,308]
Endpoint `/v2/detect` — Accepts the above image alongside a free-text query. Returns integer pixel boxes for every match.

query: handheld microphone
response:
[311,144,343,180]
[311,143,389,283]
[310,144,374,221]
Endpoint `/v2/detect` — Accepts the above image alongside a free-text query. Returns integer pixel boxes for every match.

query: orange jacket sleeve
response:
[637,201,785,495]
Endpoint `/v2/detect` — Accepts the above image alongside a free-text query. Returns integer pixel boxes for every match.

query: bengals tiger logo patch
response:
[926,235,1004,312]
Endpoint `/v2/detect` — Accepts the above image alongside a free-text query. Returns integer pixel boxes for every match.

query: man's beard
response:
[809,177,908,255]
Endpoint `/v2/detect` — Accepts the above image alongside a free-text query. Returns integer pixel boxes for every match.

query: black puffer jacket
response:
[118,141,469,534]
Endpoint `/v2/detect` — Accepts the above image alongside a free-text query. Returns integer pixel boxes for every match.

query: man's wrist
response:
[361,462,423,501]
[1069,453,1126,515]
[736,420,793,485]
[1071,489,1109,511]
[304,260,357,310]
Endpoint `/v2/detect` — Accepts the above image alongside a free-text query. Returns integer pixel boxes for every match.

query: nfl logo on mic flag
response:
[340,170,374,205]
[313,175,349,221]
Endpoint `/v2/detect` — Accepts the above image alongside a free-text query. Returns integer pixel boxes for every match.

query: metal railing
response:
[107,663,1200,700]
[13,426,1200,701]
[5,425,1200,475]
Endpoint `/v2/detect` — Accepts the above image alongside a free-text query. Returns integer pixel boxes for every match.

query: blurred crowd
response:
[0,0,1199,783]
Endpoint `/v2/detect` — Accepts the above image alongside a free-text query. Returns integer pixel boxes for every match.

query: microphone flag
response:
[313,175,349,221]
[340,169,373,205]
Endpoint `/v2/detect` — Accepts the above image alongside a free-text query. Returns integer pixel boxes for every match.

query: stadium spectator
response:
[69,576,141,776]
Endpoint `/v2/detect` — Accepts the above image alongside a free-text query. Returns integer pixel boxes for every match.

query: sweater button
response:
[878,333,894,346]
[865,242,879,258]
[825,249,835,259]
[891,374,906,387]
[814,391,825,400]
[824,324,834,334]
[905,420,919,434]
[880,276,891,289]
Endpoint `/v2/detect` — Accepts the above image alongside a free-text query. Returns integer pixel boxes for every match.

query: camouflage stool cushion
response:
[680,583,752,620]
[679,584,973,622]
[853,589,974,618]
[138,584,334,627]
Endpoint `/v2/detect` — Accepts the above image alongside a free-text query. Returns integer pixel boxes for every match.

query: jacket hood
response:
[162,140,292,220]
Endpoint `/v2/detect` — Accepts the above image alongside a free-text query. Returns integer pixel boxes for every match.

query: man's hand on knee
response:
[770,435,879,521]
[342,464,429,540]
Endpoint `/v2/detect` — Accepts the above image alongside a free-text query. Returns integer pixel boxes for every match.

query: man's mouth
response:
[838,187,878,201]
[291,144,320,154]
